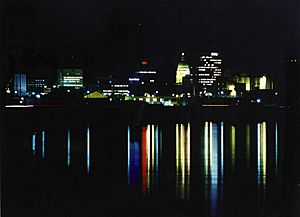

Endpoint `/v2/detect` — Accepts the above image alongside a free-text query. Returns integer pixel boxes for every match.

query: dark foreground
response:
[2,104,300,217]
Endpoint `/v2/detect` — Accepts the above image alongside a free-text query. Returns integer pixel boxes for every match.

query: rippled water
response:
[3,109,292,217]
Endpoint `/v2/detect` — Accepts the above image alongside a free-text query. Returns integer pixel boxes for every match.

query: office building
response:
[14,73,27,96]
[190,52,222,88]
[128,60,158,95]
[57,69,83,88]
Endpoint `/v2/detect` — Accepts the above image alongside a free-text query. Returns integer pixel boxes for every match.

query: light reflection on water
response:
[87,126,90,174]
[203,122,223,217]
[140,125,160,195]
[32,132,36,156]
[42,130,45,159]
[176,123,190,199]
[257,122,267,191]
[28,119,282,216]
[67,128,71,167]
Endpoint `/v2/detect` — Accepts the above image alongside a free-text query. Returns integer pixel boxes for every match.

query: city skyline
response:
[2,0,299,83]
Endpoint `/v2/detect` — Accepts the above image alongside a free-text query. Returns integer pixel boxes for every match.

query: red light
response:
[141,60,148,65]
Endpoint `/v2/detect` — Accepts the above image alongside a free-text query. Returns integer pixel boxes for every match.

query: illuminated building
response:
[102,84,130,98]
[176,53,190,84]
[14,73,27,96]
[27,78,49,94]
[236,74,251,91]
[252,75,273,90]
[190,52,222,88]
[93,75,130,100]
[128,60,158,96]
[57,69,83,88]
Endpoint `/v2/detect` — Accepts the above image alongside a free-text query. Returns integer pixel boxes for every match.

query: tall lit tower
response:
[176,52,190,84]
[192,52,222,87]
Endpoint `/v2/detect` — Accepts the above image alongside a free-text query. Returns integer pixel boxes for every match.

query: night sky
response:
[2,0,300,82]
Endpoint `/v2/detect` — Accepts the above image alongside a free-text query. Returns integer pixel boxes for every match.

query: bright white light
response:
[155,91,158,94]
[87,90,90,94]
[275,92,278,95]
[67,89,70,93]
[36,94,41,99]
[220,91,224,94]
[32,92,35,95]
[129,78,140,81]
[21,97,24,100]
[19,100,23,104]
[14,91,18,94]
[6,89,10,94]
[53,85,57,88]
[257,98,261,103]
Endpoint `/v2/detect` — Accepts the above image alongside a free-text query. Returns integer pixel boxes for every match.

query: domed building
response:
[176,52,190,84]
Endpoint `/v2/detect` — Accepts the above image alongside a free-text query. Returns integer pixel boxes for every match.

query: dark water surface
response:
[2,106,299,217]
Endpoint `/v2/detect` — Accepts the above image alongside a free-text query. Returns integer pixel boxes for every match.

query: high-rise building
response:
[128,60,158,95]
[57,69,83,88]
[190,52,222,87]
[14,73,27,96]
[176,53,190,84]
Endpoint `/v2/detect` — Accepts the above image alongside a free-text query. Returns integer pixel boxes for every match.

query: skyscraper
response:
[57,69,83,88]
[190,52,222,88]
[14,73,27,96]
[176,53,190,84]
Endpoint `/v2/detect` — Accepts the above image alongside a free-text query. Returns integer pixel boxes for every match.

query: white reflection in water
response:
[257,122,267,190]
[87,126,90,174]
[42,130,45,159]
[67,128,71,166]
[176,123,190,199]
[32,132,36,156]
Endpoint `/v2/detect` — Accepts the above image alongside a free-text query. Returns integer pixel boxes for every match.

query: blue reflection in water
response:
[129,141,140,187]
[42,130,45,159]
[220,122,224,178]
[155,125,159,183]
[203,122,223,217]
[211,123,219,217]
[87,127,90,174]
[67,128,71,166]
[128,125,160,194]
[32,132,36,156]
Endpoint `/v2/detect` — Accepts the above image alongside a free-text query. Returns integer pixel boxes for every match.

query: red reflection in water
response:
[142,127,147,195]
